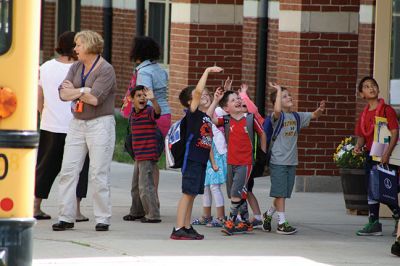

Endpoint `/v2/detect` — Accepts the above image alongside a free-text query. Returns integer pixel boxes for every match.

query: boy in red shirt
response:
[211,90,266,235]
[354,76,400,236]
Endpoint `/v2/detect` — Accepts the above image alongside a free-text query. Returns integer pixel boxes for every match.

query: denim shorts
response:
[182,159,206,195]
[269,163,296,198]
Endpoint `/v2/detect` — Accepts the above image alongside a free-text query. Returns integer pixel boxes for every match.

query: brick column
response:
[277,1,360,184]
[356,0,376,115]
[41,0,56,62]
[169,0,244,121]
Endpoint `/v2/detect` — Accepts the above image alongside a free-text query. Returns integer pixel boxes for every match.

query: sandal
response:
[206,217,225,227]
[123,214,144,221]
[76,215,89,222]
[192,216,212,225]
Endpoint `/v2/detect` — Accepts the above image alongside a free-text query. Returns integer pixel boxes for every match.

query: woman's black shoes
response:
[52,221,74,231]
[95,223,109,231]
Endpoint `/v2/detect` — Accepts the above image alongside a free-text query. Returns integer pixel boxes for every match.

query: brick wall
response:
[278,0,360,176]
[169,22,243,121]
[41,1,56,61]
[241,17,259,100]
[111,8,136,106]
[80,6,104,35]
[280,0,359,11]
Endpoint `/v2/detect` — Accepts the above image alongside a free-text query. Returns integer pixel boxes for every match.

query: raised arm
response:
[145,88,161,115]
[311,100,326,119]
[269,82,282,120]
[190,66,223,112]
[238,83,265,124]
[207,87,224,124]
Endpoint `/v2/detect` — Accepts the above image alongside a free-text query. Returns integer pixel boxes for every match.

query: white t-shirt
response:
[39,59,73,133]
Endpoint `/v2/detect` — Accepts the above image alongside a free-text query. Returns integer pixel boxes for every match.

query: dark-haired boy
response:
[126,85,161,223]
[170,66,224,240]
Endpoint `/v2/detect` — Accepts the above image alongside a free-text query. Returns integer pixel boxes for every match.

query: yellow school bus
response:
[0,0,41,265]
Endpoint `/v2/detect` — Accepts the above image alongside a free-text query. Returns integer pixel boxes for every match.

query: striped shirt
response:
[131,105,160,161]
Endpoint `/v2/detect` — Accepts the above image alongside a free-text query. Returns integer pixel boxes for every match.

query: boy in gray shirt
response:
[262,82,325,235]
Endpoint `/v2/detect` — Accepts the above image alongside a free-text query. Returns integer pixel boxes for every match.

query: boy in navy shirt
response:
[170,66,224,240]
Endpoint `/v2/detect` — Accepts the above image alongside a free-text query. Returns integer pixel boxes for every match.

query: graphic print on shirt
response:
[196,116,213,150]
[284,120,297,137]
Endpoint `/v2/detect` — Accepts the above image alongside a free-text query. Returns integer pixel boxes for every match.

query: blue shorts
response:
[182,159,206,195]
[269,164,296,198]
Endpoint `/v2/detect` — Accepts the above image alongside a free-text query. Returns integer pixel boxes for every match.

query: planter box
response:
[339,168,369,214]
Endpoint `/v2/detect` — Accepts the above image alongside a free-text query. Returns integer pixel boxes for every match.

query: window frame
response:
[0,0,13,55]
[145,0,171,67]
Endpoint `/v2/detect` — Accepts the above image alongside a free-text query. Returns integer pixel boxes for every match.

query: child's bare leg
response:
[247,192,261,217]
[203,206,212,219]
[176,193,194,228]
[184,195,196,227]
[216,206,225,219]
[34,198,43,215]
[274,197,285,212]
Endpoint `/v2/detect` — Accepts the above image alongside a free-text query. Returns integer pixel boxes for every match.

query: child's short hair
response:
[179,86,195,108]
[219,90,236,108]
[270,87,288,105]
[130,85,145,98]
[358,76,379,92]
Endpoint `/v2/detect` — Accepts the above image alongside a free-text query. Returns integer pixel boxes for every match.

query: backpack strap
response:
[267,112,285,159]
[223,114,231,143]
[245,113,255,165]
[293,112,301,134]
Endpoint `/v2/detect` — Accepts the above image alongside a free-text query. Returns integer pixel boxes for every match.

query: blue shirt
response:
[136,60,170,115]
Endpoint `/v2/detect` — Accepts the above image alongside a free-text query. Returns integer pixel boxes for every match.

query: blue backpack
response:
[263,112,301,165]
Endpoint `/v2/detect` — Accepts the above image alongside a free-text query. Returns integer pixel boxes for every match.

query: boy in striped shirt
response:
[128,85,161,223]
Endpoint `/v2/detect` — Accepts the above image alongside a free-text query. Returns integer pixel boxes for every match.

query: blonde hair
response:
[74,30,104,54]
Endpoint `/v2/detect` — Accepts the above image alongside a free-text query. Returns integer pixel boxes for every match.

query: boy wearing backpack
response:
[124,85,162,223]
[170,66,224,240]
[211,90,266,235]
[262,82,325,235]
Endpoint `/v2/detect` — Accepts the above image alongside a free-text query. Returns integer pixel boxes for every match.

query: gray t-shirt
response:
[270,112,312,166]
[63,59,116,120]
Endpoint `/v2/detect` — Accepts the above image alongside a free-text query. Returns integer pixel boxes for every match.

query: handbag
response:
[377,164,399,206]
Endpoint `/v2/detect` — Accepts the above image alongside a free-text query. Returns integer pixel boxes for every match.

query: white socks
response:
[267,206,276,217]
[277,212,286,225]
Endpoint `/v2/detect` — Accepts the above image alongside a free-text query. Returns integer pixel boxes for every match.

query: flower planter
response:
[339,168,368,214]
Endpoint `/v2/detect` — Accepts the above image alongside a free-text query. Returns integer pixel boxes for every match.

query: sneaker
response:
[191,216,212,225]
[206,217,224,227]
[52,221,74,231]
[170,227,197,240]
[356,219,382,236]
[391,238,400,257]
[221,220,252,235]
[262,213,272,232]
[185,226,204,240]
[392,214,399,237]
[276,222,297,235]
[251,219,263,228]
[221,220,236,235]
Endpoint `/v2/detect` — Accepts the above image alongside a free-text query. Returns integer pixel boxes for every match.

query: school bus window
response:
[0,0,12,55]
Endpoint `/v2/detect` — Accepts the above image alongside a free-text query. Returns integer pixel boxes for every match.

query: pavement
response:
[32,162,400,265]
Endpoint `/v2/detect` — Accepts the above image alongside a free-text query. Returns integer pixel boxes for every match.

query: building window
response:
[0,0,12,55]
[146,0,171,65]
[390,0,400,105]
[57,0,81,36]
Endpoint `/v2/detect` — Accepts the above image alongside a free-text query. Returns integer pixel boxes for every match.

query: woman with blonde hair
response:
[52,30,116,232]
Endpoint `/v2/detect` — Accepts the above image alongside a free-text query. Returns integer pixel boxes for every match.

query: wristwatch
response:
[80,87,84,94]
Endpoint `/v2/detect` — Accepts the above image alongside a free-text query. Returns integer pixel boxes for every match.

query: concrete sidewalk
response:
[32,162,399,265]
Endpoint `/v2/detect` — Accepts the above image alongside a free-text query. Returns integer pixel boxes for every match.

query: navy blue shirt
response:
[186,109,213,164]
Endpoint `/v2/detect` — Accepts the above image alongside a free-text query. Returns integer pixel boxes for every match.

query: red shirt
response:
[355,104,398,151]
[218,114,264,165]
